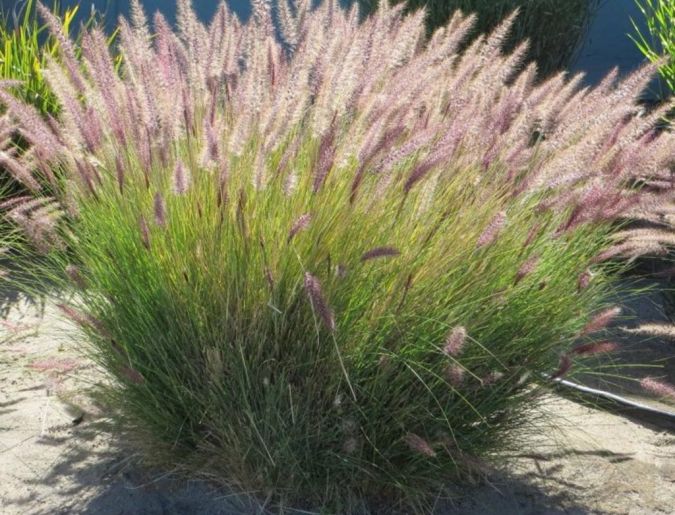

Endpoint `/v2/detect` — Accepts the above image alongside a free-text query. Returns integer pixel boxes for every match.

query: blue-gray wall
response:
[572,0,651,86]
[0,0,656,88]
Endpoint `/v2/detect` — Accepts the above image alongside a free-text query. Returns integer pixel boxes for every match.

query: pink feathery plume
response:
[154,192,167,228]
[443,326,467,357]
[476,211,507,248]
[172,160,191,195]
[312,124,337,193]
[404,432,437,458]
[571,341,618,356]
[65,264,86,289]
[445,363,465,387]
[523,223,542,247]
[403,155,443,194]
[288,213,311,242]
[139,216,151,249]
[482,370,504,385]
[514,256,539,284]
[640,377,675,400]
[303,272,336,332]
[115,154,125,194]
[57,304,107,337]
[0,153,41,193]
[120,365,145,385]
[577,268,592,291]
[580,306,621,336]
[37,2,86,93]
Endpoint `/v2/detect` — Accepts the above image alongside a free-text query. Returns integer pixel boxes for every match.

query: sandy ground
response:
[1,295,674,515]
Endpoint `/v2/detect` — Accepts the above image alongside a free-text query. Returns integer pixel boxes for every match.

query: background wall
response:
[0,0,655,88]
[572,0,651,86]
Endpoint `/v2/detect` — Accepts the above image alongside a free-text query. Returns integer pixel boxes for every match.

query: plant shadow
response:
[0,255,46,321]
[3,418,610,515]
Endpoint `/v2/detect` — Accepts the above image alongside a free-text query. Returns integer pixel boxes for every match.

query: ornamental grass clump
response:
[2,0,674,511]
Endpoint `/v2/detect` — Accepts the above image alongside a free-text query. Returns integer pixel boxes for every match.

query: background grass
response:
[0,1,116,198]
[0,0,80,116]
[633,0,675,96]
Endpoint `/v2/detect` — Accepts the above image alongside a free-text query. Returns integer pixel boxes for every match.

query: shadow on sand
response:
[2,417,614,515]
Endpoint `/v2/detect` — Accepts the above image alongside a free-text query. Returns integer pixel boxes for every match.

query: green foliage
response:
[40,143,621,511]
[633,0,675,95]
[0,0,78,115]
[358,0,598,77]
[3,1,672,511]
[0,1,116,220]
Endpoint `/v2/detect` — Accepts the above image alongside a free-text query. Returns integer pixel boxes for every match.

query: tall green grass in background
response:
[1,0,674,512]
[0,0,72,202]
[633,0,675,95]
[0,1,115,199]
[358,0,599,76]
[0,0,79,115]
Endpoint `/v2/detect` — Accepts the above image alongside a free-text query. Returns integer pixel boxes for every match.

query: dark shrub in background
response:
[359,0,599,76]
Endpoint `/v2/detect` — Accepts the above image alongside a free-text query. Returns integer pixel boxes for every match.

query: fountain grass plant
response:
[358,0,599,76]
[1,0,674,511]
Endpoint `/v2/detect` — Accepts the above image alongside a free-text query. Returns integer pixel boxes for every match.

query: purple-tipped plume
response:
[139,216,151,249]
[523,223,542,247]
[577,268,592,291]
[445,364,465,387]
[335,264,348,279]
[0,153,41,192]
[360,246,400,262]
[571,341,618,356]
[476,211,507,248]
[304,272,336,331]
[640,377,675,400]
[482,370,504,385]
[154,192,167,227]
[57,303,107,336]
[172,160,191,195]
[288,213,311,242]
[36,2,86,93]
[342,437,358,454]
[312,124,336,193]
[580,306,621,336]
[115,154,125,194]
[514,256,539,284]
[443,326,467,357]
[404,432,437,458]
[121,365,145,384]
[65,264,87,289]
